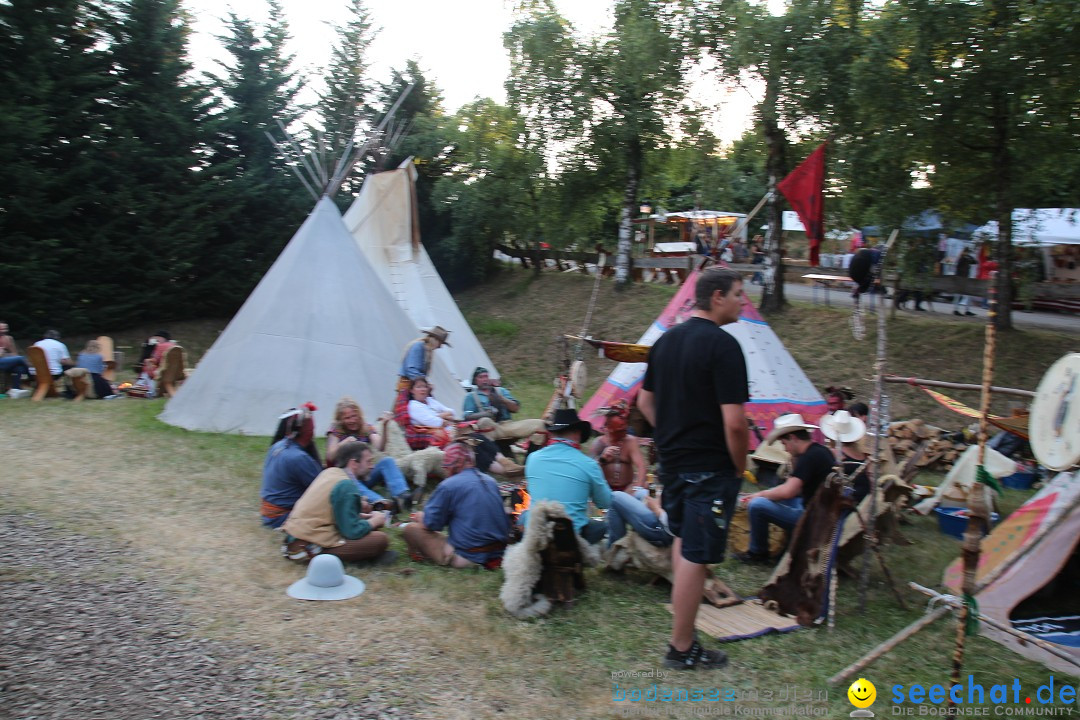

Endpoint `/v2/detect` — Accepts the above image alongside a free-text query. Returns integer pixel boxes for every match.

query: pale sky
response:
[185,0,762,143]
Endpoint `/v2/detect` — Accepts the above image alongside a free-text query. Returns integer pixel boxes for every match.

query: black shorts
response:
[660,470,740,564]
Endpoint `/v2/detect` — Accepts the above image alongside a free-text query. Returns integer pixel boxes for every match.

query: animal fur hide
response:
[500,500,600,619]
[380,420,445,489]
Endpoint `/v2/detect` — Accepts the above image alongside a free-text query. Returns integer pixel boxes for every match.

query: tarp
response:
[580,269,827,442]
[343,160,498,386]
[159,197,462,436]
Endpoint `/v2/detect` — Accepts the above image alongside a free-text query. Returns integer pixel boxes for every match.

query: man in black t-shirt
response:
[638,266,749,671]
[737,413,834,564]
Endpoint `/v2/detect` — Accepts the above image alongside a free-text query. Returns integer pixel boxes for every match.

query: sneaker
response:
[735,550,772,566]
[954,310,962,316]
[663,640,728,670]
[8,388,31,399]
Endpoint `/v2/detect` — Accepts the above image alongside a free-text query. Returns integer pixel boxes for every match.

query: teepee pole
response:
[265,133,319,201]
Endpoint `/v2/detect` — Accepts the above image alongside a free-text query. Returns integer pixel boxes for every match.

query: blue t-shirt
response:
[399,340,427,379]
[260,439,323,527]
[422,468,510,563]
[77,353,105,374]
[524,441,611,532]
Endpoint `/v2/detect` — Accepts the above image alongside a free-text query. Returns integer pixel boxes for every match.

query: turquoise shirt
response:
[523,442,611,532]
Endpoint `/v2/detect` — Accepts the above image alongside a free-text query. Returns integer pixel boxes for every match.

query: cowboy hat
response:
[545,408,595,441]
[751,441,791,466]
[423,326,452,347]
[763,413,819,446]
[286,554,365,601]
[820,410,866,444]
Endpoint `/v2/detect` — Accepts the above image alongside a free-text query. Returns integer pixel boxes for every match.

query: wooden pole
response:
[948,272,997,718]
[860,229,899,614]
[882,375,1034,399]
[909,583,1080,670]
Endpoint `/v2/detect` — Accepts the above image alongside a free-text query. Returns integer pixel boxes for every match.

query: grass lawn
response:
[3,267,1077,718]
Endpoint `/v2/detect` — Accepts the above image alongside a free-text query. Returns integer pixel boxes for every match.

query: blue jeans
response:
[355,457,410,503]
[747,496,804,555]
[0,356,30,389]
[607,491,672,548]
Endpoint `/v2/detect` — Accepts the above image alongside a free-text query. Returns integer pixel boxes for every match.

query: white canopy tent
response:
[343,160,498,386]
[160,197,463,436]
[974,208,1080,283]
[973,208,1080,247]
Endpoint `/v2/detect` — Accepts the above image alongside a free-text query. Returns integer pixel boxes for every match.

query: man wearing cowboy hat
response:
[399,326,451,382]
[637,265,749,671]
[522,408,611,544]
[820,409,870,503]
[737,413,835,564]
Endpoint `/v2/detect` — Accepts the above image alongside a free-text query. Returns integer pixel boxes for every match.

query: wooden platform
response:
[666,601,801,643]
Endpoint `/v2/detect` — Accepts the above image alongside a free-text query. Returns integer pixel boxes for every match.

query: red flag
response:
[777,142,826,267]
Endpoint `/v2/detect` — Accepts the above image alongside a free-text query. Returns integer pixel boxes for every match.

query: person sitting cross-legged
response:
[281,441,393,565]
[326,395,416,512]
[523,408,611,544]
[736,413,835,565]
[259,405,323,528]
[402,440,511,570]
[463,367,546,450]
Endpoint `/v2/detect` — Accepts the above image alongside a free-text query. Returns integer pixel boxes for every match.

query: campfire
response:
[511,486,530,520]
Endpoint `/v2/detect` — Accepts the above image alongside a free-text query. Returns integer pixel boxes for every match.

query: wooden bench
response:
[26,346,59,401]
[157,345,187,398]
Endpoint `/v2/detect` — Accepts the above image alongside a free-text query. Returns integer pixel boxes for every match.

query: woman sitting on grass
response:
[326,395,415,511]
[401,378,522,477]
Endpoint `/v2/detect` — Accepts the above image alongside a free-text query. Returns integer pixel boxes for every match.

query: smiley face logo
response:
[847,678,876,708]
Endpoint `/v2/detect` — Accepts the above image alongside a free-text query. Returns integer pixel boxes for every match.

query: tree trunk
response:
[615,145,642,287]
[991,100,1013,329]
[759,72,787,313]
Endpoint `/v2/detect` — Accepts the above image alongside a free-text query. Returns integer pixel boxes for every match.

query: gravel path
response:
[0,514,412,720]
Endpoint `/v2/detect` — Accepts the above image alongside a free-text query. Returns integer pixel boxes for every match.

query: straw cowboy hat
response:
[751,441,791,466]
[423,325,452,347]
[820,410,867,444]
[286,554,365,601]
[763,413,820,446]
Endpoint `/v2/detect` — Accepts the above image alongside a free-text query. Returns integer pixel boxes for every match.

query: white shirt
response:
[408,397,454,427]
[31,338,71,375]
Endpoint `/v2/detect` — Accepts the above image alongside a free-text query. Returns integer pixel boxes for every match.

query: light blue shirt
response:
[523,441,611,532]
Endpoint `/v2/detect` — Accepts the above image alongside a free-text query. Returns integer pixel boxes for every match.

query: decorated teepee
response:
[581,268,827,441]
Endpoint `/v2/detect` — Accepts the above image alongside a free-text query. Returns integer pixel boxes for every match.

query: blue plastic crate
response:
[1001,472,1036,490]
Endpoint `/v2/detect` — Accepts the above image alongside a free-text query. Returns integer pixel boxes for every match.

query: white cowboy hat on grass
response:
[286,554,365,601]
[763,413,820,446]
[820,410,867,444]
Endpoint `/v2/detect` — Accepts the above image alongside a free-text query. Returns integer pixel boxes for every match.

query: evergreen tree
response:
[0,0,116,334]
[319,0,376,200]
[196,1,309,315]
[96,0,215,326]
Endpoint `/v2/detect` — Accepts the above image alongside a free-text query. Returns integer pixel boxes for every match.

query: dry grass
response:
[3,268,1077,718]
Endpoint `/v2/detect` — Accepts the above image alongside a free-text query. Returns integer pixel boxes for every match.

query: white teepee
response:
[159,196,463,436]
[343,160,498,385]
